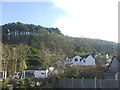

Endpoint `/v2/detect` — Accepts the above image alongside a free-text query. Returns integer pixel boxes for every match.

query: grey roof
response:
[81,54,91,59]
[108,56,119,68]
[68,54,91,59]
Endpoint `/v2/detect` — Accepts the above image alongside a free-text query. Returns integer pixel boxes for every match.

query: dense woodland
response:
[2,22,118,54]
[1,22,119,78]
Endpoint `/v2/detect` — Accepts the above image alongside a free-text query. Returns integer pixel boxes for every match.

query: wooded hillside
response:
[2,22,118,56]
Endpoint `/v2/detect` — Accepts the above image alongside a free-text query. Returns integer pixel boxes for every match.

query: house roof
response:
[116,55,120,62]
[81,54,91,59]
[67,55,79,59]
[68,54,91,59]
[25,66,47,70]
[108,56,120,68]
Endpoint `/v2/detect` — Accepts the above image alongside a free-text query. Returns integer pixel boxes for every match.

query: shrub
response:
[57,66,107,79]
[24,77,31,88]
[2,82,8,89]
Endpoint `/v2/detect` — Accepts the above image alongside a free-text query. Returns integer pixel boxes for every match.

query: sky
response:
[2,2,69,27]
[1,0,119,43]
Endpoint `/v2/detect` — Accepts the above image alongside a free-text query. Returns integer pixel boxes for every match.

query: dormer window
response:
[75,58,78,62]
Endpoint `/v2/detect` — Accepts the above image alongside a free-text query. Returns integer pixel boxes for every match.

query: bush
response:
[11,79,18,88]
[56,66,107,79]
[2,82,8,89]
[24,77,31,88]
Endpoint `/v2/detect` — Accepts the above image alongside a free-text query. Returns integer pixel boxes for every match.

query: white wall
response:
[24,70,48,78]
[65,55,96,66]
[34,70,48,78]
[72,55,82,65]
[84,55,96,66]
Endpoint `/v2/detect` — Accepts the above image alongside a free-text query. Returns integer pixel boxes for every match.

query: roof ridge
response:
[68,54,91,59]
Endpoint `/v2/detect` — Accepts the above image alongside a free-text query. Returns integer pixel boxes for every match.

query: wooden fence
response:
[57,78,118,88]
[31,78,118,88]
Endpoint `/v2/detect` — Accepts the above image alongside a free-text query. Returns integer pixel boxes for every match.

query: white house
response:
[65,54,96,66]
[34,70,48,78]
[95,53,102,58]
[24,67,60,78]
[24,69,48,78]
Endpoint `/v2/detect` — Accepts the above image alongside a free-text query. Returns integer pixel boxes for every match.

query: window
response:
[75,58,78,62]
[83,60,85,63]
[80,58,82,61]
[41,73,44,74]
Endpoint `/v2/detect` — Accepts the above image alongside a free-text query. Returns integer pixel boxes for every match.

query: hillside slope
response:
[2,22,118,56]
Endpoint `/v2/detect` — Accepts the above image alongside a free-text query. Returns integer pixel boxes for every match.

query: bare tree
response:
[16,43,30,79]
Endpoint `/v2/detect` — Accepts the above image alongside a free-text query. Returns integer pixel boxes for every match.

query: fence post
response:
[56,77,58,88]
[72,77,73,88]
[100,78,102,88]
[64,77,65,88]
[82,77,84,88]
[95,77,97,88]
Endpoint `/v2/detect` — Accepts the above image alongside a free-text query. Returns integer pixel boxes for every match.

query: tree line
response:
[2,22,118,55]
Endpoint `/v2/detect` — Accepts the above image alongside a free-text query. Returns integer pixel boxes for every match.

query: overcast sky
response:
[1,0,119,43]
